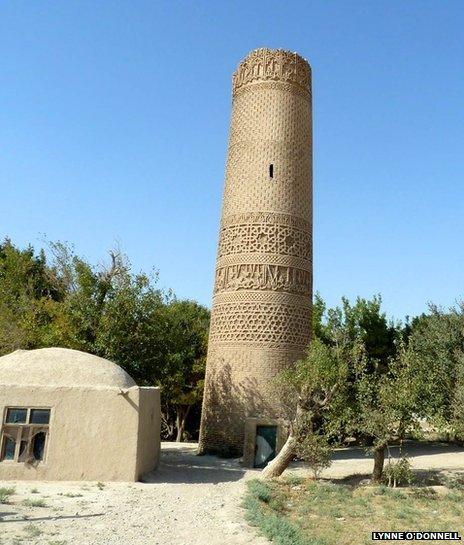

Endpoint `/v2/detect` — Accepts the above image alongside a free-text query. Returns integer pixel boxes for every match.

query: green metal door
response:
[254,425,277,468]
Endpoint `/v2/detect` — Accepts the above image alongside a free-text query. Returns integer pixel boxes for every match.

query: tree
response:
[262,294,404,481]
[353,343,419,483]
[0,238,211,441]
[322,295,397,370]
[0,238,65,354]
[452,355,464,441]
[405,303,464,441]
[160,300,209,441]
[261,338,351,479]
[48,245,210,441]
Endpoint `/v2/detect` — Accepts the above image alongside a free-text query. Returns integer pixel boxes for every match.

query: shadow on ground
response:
[331,441,464,462]
[0,511,18,520]
[143,444,250,484]
[142,440,464,485]
[0,512,104,523]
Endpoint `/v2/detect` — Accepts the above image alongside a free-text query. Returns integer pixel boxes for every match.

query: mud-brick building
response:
[0,347,160,481]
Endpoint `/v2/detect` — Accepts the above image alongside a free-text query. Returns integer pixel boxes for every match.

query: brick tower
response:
[199,48,312,459]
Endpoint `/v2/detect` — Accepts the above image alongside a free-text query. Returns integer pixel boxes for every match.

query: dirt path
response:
[1,441,463,544]
[0,443,268,545]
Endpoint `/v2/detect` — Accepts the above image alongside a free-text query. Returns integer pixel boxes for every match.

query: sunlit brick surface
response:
[199,49,313,455]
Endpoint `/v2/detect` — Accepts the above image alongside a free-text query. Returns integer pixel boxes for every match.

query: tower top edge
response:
[232,48,311,96]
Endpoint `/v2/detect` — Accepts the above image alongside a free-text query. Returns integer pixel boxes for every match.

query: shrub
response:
[22,498,48,508]
[0,487,15,504]
[25,523,42,537]
[295,431,333,479]
[383,457,414,487]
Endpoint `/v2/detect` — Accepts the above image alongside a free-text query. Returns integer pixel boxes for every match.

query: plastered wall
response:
[0,385,160,481]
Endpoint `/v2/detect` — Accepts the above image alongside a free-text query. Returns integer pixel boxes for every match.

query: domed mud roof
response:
[0,347,136,388]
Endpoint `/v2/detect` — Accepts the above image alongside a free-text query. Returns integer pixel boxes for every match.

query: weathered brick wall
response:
[199,49,313,456]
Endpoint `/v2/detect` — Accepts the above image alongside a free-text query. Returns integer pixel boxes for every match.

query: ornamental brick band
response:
[199,48,312,456]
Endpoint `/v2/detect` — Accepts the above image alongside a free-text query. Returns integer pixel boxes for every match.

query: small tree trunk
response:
[175,406,191,442]
[261,433,297,479]
[371,445,386,484]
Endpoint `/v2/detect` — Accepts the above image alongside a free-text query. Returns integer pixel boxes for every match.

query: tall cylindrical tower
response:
[199,48,312,457]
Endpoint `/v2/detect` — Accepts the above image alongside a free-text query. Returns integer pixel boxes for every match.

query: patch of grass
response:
[22,498,48,508]
[410,487,437,499]
[0,486,15,504]
[445,490,464,503]
[243,486,313,545]
[30,487,39,494]
[394,504,421,521]
[62,492,83,498]
[446,474,464,490]
[96,482,105,490]
[24,524,42,537]
[285,475,304,487]
[247,479,272,503]
[48,541,67,545]
[369,485,406,499]
[243,479,464,545]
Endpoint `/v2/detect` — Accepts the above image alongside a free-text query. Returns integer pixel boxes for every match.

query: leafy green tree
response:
[261,338,351,479]
[353,343,419,483]
[315,294,401,437]
[46,244,210,440]
[0,238,65,354]
[406,303,464,439]
[322,294,397,370]
[265,294,417,482]
[94,267,169,385]
[453,356,464,441]
[160,300,209,441]
[0,238,210,441]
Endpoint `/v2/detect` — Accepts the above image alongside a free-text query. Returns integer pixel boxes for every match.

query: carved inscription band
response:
[214,263,311,296]
[217,253,311,271]
[222,212,311,231]
[232,48,311,98]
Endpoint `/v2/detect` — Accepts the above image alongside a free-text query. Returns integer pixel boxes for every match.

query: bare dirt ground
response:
[1,441,463,545]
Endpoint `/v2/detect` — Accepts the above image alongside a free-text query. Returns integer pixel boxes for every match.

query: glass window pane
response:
[18,438,29,462]
[32,432,46,461]
[6,408,27,424]
[30,409,50,424]
[1,435,16,461]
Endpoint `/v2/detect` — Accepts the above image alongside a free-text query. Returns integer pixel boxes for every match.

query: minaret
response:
[199,48,312,459]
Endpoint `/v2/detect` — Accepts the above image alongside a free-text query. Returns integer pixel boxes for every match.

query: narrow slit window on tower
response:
[269,164,274,178]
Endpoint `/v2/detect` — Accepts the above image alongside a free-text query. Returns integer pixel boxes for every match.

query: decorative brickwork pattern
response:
[209,300,311,347]
[218,222,311,260]
[199,49,312,456]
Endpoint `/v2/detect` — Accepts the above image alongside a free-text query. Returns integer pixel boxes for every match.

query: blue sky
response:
[1,1,463,321]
